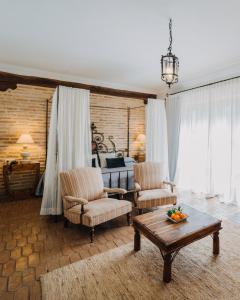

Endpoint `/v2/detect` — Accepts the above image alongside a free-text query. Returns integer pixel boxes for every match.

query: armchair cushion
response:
[60,167,106,209]
[65,198,132,226]
[134,162,165,191]
[136,188,177,209]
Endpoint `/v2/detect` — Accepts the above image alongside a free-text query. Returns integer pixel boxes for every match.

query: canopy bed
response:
[38,99,145,202]
[91,122,136,192]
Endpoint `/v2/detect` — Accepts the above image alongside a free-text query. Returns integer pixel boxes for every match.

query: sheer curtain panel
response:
[166,95,181,181]
[168,78,240,205]
[146,99,169,179]
[40,86,91,215]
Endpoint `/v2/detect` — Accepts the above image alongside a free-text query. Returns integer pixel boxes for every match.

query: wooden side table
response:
[134,153,145,163]
[3,161,40,199]
[133,205,222,283]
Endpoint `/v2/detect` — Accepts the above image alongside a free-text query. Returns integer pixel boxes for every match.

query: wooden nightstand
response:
[3,161,40,200]
[134,153,145,163]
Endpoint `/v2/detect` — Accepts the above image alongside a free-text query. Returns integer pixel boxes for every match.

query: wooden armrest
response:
[163,181,176,187]
[64,196,88,205]
[134,182,141,192]
[103,187,127,194]
[163,181,176,193]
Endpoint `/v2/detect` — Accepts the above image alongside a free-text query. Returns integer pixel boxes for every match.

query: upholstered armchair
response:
[133,162,177,214]
[60,167,132,242]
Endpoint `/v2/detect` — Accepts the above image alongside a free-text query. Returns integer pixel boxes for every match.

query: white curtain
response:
[40,86,91,215]
[146,99,169,179]
[168,78,240,205]
[166,96,181,181]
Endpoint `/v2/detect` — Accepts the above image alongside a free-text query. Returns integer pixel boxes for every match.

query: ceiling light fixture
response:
[161,18,179,88]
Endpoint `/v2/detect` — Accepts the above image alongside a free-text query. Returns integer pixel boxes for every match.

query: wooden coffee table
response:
[133,204,222,283]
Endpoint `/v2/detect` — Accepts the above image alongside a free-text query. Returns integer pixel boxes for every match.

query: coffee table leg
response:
[213,231,219,255]
[163,253,172,283]
[134,228,141,251]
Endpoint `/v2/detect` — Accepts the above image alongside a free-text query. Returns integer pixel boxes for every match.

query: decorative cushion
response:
[64,198,132,226]
[136,188,177,208]
[134,162,165,190]
[99,153,115,168]
[92,154,100,168]
[106,157,125,168]
[60,167,105,205]
[92,158,96,168]
[124,157,136,164]
[124,157,136,167]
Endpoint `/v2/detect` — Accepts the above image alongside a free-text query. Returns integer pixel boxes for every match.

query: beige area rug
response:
[41,221,240,300]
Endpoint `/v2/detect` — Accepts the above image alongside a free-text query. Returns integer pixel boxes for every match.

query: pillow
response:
[124,157,136,164]
[99,153,115,168]
[92,158,96,168]
[92,154,99,168]
[106,157,126,168]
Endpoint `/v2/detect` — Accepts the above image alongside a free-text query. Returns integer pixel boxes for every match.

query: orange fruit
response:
[179,213,185,219]
[176,211,181,216]
[172,214,180,221]
[174,215,181,221]
[171,213,176,219]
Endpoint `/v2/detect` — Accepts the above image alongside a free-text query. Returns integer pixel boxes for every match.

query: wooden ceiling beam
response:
[0,70,157,99]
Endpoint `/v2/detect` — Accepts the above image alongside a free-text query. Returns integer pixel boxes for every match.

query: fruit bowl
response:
[166,206,188,223]
[166,214,188,223]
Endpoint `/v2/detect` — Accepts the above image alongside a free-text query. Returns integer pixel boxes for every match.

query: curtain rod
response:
[129,105,145,109]
[169,75,240,96]
[48,101,144,110]
[90,105,144,110]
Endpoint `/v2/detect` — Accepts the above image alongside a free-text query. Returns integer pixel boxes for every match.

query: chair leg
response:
[64,219,69,228]
[90,227,95,243]
[138,209,143,215]
[127,212,132,225]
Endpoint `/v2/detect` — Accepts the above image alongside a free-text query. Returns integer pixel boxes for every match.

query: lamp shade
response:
[17,134,34,144]
[136,134,146,143]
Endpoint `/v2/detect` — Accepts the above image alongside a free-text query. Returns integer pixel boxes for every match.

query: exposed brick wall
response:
[90,93,145,157]
[0,85,54,200]
[0,86,145,199]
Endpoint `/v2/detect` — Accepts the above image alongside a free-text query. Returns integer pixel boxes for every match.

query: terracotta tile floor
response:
[0,195,239,299]
[0,198,134,299]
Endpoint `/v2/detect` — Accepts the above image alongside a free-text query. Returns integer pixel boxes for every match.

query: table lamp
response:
[17,134,34,160]
[136,134,146,151]
[133,133,146,162]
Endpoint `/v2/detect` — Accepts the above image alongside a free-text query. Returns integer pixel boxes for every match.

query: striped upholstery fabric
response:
[134,162,164,190]
[60,167,132,227]
[136,189,177,209]
[60,167,107,210]
[65,198,132,226]
[134,162,177,209]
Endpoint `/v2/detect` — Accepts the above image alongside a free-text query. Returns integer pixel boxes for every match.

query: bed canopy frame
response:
[90,104,145,158]
[46,97,145,157]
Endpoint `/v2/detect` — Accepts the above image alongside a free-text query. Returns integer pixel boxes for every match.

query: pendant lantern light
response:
[161,19,179,88]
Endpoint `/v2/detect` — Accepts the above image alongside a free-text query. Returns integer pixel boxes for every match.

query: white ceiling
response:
[0,0,240,96]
